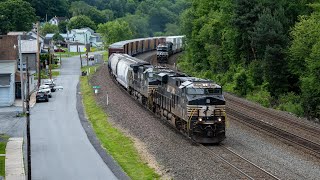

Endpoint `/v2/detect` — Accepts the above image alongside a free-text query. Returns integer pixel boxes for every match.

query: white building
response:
[49,16,68,26]
[0,35,18,106]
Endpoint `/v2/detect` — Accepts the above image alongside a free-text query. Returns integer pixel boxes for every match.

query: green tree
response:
[301,40,320,118]
[40,23,59,36]
[25,0,69,20]
[0,0,36,34]
[69,1,108,24]
[52,32,64,43]
[120,14,150,38]
[234,71,252,96]
[58,20,68,33]
[164,23,180,36]
[68,15,96,30]
[97,20,133,45]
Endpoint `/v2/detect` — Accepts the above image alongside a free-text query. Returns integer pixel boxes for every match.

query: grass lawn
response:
[55,51,81,57]
[80,66,159,180]
[102,51,108,62]
[0,134,9,177]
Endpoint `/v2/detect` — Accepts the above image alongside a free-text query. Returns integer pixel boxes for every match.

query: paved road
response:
[31,53,118,180]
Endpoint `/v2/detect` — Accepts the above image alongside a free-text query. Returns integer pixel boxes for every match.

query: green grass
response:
[51,71,60,77]
[35,69,60,80]
[102,51,108,62]
[55,51,81,57]
[0,134,9,176]
[80,68,159,180]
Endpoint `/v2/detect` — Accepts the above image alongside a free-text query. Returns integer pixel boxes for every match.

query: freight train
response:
[108,36,185,63]
[107,52,226,143]
[156,36,184,63]
[108,37,166,57]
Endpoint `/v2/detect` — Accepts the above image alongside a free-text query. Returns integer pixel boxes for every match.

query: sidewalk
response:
[13,92,37,109]
[5,137,26,180]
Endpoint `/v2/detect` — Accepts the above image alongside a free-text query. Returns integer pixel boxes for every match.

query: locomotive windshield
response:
[157,46,168,51]
[187,88,222,95]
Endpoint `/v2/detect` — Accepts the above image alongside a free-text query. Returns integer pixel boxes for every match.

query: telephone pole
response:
[49,53,52,79]
[36,22,41,88]
[26,57,32,180]
[18,35,25,113]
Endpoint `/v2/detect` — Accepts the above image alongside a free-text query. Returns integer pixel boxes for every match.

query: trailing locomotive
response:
[108,53,226,143]
[156,36,184,63]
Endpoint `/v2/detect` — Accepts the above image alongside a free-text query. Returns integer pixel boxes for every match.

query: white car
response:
[39,85,52,98]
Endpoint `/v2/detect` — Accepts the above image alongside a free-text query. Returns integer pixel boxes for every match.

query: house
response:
[49,16,68,26]
[45,33,76,48]
[0,35,18,106]
[0,35,39,107]
[20,39,38,94]
[70,28,103,47]
[26,31,45,50]
[90,33,103,48]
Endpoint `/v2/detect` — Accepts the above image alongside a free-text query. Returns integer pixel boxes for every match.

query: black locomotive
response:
[108,53,226,143]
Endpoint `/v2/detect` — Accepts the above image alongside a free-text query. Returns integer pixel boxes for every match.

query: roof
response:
[45,33,75,39]
[71,27,94,34]
[50,16,68,22]
[7,32,27,35]
[21,40,38,53]
[0,35,18,60]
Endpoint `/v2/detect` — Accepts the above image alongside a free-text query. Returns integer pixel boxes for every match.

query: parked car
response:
[89,55,94,61]
[43,79,56,92]
[38,85,52,98]
[36,91,49,102]
[54,48,65,52]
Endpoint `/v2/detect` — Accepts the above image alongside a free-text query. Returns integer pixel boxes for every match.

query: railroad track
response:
[228,107,320,156]
[202,145,280,180]
[225,93,320,139]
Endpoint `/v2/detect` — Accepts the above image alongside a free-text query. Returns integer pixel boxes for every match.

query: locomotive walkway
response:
[30,53,122,179]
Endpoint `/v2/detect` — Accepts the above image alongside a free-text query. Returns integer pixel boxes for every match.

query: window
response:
[0,74,10,86]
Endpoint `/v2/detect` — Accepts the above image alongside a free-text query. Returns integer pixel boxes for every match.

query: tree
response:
[0,0,36,34]
[40,23,59,36]
[25,0,69,20]
[97,20,133,45]
[68,15,96,30]
[120,14,150,38]
[69,1,108,24]
[234,71,252,96]
[58,20,68,33]
[52,33,64,43]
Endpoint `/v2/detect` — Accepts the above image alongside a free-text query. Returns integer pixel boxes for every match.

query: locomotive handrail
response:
[188,108,197,136]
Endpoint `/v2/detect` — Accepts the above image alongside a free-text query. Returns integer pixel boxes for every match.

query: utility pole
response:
[85,34,88,66]
[18,35,25,113]
[36,22,41,88]
[26,57,31,180]
[79,47,83,68]
[49,52,52,80]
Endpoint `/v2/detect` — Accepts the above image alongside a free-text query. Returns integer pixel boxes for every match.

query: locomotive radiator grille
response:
[187,105,226,117]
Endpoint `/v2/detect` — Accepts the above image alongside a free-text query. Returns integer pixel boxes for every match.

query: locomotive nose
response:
[207,130,213,137]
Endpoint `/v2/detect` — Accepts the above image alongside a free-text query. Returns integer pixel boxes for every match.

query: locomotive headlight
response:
[198,117,202,121]
[218,117,222,122]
